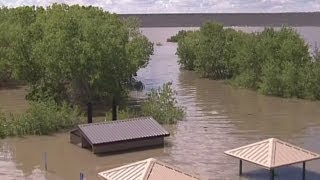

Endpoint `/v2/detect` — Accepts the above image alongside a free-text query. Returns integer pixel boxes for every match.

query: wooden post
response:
[270,169,275,180]
[302,162,306,180]
[80,172,84,180]
[239,160,242,176]
[44,152,47,171]
[112,96,117,121]
[87,102,92,124]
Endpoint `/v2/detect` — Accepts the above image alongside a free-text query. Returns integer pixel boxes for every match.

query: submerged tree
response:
[0,4,153,105]
[176,30,200,70]
[176,22,320,100]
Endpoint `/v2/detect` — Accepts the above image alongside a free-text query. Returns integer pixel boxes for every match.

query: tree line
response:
[177,22,320,100]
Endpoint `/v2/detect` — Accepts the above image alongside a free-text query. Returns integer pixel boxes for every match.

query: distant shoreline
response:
[119,13,320,27]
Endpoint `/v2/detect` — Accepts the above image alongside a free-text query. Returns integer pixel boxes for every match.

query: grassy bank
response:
[176,22,320,100]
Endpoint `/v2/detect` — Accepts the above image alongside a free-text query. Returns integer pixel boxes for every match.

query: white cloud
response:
[0,0,319,13]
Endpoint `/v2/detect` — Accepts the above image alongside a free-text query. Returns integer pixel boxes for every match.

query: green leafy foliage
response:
[0,4,153,104]
[0,6,44,85]
[0,5,153,136]
[0,101,83,138]
[228,31,260,89]
[141,82,185,124]
[0,111,6,138]
[303,49,320,100]
[167,30,192,42]
[176,31,200,70]
[103,83,186,124]
[257,27,310,98]
[177,22,320,100]
[194,23,231,79]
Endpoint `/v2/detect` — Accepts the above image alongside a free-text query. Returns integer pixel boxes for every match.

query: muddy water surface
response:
[1,27,320,180]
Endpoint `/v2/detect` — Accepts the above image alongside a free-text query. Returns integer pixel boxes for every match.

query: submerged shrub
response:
[104,82,185,124]
[0,111,7,138]
[0,101,83,138]
[167,30,192,42]
[141,82,185,124]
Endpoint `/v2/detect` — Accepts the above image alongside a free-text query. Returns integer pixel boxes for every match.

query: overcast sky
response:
[0,0,319,13]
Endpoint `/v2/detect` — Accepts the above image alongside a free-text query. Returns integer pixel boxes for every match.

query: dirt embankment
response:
[120,13,320,27]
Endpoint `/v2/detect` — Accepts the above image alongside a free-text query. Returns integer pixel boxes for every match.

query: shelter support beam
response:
[270,169,274,180]
[112,96,117,121]
[302,162,306,180]
[87,102,92,123]
[239,160,242,176]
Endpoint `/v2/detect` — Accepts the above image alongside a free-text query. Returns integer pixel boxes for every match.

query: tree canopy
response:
[176,22,320,100]
[0,4,153,104]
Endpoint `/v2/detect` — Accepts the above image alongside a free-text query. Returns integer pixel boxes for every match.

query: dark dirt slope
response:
[120,13,320,27]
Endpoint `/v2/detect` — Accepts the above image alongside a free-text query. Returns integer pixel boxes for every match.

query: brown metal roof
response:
[78,117,169,145]
[98,158,203,180]
[224,138,320,169]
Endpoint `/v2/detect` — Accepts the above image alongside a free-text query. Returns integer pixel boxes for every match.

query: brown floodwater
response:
[1,27,320,180]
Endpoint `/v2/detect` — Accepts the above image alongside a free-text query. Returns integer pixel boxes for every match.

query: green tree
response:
[258,27,310,97]
[195,23,231,79]
[0,6,41,85]
[177,31,200,70]
[176,23,317,100]
[303,48,320,99]
[0,4,153,104]
[230,32,260,88]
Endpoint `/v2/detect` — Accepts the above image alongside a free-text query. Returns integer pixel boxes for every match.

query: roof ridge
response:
[275,138,320,156]
[98,159,149,179]
[78,116,154,127]
[146,159,202,179]
[269,138,276,167]
[224,138,270,153]
[225,137,320,169]
[99,158,203,180]
[143,158,157,180]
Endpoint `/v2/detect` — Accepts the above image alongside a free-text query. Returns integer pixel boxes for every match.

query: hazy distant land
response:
[120,13,320,27]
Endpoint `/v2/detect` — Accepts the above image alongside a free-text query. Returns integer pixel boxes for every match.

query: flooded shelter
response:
[98,158,202,180]
[224,138,320,180]
[70,117,170,154]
